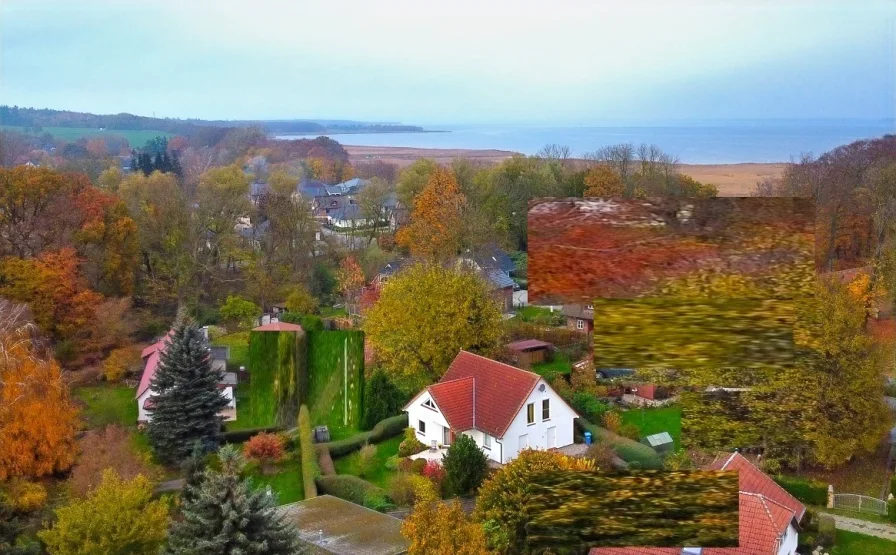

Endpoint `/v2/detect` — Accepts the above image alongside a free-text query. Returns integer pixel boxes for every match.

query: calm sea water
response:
[276,120,895,164]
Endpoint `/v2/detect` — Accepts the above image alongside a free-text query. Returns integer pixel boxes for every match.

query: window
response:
[586,304,593,310]
[418,420,426,434]
[483,434,492,449]
[542,399,550,421]
[576,319,584,330]
[681,549,702,555]
[526,403,535,425]
[422,398,436,410]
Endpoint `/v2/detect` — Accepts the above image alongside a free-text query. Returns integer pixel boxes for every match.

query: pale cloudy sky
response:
[1,0,893,124]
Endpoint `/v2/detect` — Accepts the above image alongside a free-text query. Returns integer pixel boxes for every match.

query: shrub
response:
[889,499,896,524]
[385,455,401,471]
[279,311,324,332]
[2,479,47,513]
[315,474,387,507]
[219,295,260,330]
[397,458,414,472]
[298,405,319,498]
[585,443,617,471]
[363,489,393,512]
[398,427,427,457]
[355,444,378,478]
[103,346,143,382]
[618,423,641,441]
[570,391,610,423]
[324,414,408,458]
[575,419,663,469]
[243,432,285,472]
[388,472,439,507]
[602,411,622,433]
[411,458,427,475]
[361,370,406,430]
[773,475,828,506]
[422,460,446,490]
[817,514,835,547]
[284,285,319,315]
[442,434,489,496]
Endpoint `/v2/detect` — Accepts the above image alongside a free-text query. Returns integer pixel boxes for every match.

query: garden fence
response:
[832,493,889,516]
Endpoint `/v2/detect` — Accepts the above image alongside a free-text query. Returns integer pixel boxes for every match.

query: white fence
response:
[832,493,889,516]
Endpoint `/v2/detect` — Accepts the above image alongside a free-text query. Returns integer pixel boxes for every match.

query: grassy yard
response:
[320,306,348,318]
[831,530,896,554]
[532,358,573,377]
[213,331,250,371]
[819,507,893,525]
[621,405,682,451]
[2,125,172,146]
[73,384,138,429]
[246,453,304,505]
[333,435,403,489]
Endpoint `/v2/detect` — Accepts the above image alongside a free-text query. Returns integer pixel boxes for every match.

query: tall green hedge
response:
[773,475,827,506]
[298,405,319,499]
[248,328,308,427]
[307,330,364,432]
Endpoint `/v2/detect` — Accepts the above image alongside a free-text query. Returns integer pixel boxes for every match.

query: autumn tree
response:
[402,499,492,555]
[396,167,467,260]
[358,177,394,245]
[583,164,625,197]
[38,470,169,555]
[336,255,365,315]
[103,344,143,381]
[219,295,260,330]
[363,263,503,389]
[396,158,439,211]
[284,283,319,315]
[0,307,79,480]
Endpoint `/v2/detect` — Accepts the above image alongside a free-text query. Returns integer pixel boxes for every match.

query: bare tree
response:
[536,144,572,161]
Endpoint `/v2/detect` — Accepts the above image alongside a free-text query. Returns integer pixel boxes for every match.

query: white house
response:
[591,452,807,555]
[136,329,236,424]
[403,351,578,464]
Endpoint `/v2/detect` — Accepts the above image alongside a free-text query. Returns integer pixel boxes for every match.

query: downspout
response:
[495,438,504,464]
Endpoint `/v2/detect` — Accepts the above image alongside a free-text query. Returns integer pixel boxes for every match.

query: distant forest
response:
[0,106,426,137]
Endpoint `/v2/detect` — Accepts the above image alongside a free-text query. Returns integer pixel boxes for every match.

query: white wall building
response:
[403,351,578,464]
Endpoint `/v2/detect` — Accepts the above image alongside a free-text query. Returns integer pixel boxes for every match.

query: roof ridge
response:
[458,350,541,380]
[433,375,476,387]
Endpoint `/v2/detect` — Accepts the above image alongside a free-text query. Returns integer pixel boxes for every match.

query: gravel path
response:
[819,512,896,541]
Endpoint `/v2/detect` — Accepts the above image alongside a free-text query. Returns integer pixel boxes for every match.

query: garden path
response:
[819,512,896,541]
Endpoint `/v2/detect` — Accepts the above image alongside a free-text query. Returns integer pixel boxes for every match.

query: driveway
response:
[820,512,896,541]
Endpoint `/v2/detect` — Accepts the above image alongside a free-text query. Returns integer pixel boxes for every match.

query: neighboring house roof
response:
[407,351,569,439]
[562,303,594,320]
[209,345,230,362]
[136,330,175,399]
[484,268,515,290]
[253,322,303,332]
[376,259,411,278]
[705,452,806,522]
[463,244,515,274]
[330,204,363,222]
[505,339,553,352]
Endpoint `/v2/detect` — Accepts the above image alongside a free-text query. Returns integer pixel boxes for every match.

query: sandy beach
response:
[345,145,787,196]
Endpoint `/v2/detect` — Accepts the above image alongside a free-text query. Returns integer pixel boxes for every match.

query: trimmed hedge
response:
[280,312,325,332]
[220,426,283,444]
[817,514,835,547]
[323,414,408,458]
[315,475,391,510]
[773,475,827,506]
[307,330,364,431]
[248,327,308,427]
[298,405,319,499]
[574,418,663,470]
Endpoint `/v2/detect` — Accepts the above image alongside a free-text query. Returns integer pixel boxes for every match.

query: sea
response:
[275,120,896,165]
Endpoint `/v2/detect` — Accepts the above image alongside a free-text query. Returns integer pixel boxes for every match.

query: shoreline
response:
[344,145,788,196]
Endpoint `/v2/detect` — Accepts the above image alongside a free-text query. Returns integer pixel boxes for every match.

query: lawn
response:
[225,380,271,431]
[247,453,304,505]
[831,530,896,554]
[333,435,402,489]
[621,405,682,451]
[213,331,250,372]
[532,358,573,377]
[320,306,348,318]
[2,125,172,147]
[73,384,137,429]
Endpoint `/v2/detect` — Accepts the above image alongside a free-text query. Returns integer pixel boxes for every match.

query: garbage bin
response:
[584,431,592,445]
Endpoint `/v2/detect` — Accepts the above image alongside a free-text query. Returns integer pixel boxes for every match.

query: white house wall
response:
[137,389,153,423]
[500,378,576,463]
[778,524,799,555]
[406,392,451,449]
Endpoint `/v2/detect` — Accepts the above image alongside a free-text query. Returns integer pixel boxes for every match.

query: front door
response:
[547,426,556,448]
[443,426,454,446]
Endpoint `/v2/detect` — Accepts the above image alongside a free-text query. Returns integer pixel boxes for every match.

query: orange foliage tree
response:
[336,256,365,314]
[74,185,140,296]
[583,165,625,197]
[0,303,79,480]
[396,167,467,260]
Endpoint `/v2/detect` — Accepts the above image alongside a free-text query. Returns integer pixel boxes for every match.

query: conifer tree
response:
[146,323,229,464]
[163,445,303,555]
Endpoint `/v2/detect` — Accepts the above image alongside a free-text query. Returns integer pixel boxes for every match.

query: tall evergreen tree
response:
[163,445,303,555]
[146,323,229,464]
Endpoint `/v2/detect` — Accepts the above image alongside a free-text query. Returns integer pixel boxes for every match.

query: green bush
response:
[773,475,828,506]
[817,514,835,547]
[315,475,389,508]
[323,414,408,458]
[570,392,611,423]
[442,434,489,496]
[362,370,406,430]
[574,418,663,469]
[891,474,896,497]
[298,405,319,499]
[363,490,394,512]
[410,458,427,474]
[398,427,427,457]
[279,312,324,332]
[889,499,896,524]
[220,426,283,444]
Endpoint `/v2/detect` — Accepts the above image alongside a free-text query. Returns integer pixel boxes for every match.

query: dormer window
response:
[422,398,436,410]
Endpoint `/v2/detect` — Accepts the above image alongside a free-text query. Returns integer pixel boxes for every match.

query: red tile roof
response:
[505,339,553,352]
[136,330,175,399]
[705,452,806,522]
[438,351,542,438]
[427,377,475,431]
[252,322,303,332]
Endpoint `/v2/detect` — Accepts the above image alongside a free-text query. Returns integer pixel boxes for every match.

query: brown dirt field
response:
[345,145,786,196]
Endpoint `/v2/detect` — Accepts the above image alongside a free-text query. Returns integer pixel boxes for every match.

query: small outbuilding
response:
[504,339,554,370]
[641,431,674,456]
[277,495,409,555]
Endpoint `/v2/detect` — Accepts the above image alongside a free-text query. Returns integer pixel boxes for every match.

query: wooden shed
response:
[504,339,554,370]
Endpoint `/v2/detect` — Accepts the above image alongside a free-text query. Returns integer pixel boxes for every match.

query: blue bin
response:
[584,431,592,445]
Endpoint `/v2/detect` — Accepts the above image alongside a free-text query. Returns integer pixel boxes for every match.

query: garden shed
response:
[504,339,554,369]
[277,495,409,554]
[641,431,674,455]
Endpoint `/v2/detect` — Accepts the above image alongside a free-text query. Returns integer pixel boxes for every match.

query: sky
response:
[1,0,894,125]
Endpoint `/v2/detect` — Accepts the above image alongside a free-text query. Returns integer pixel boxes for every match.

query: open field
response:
[345,145,786,196]
[2,125,172,146]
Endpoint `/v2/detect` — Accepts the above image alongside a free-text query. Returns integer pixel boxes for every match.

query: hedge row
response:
[322,414,408,458]
[574,418,664,470]
[298,405,319,499]
[220,426,283,444]
[315,475,391,511]
[773,475,828,506]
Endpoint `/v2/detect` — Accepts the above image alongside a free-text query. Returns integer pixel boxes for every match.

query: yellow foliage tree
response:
[396,167,467,261]
[38,469,169,555]
[103,345,142,382]
[583,165,625,197]
[402,499,492,555]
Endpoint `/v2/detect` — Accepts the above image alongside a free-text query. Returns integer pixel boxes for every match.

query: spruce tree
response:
[163,445,303,555]
[146,323,229,464]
